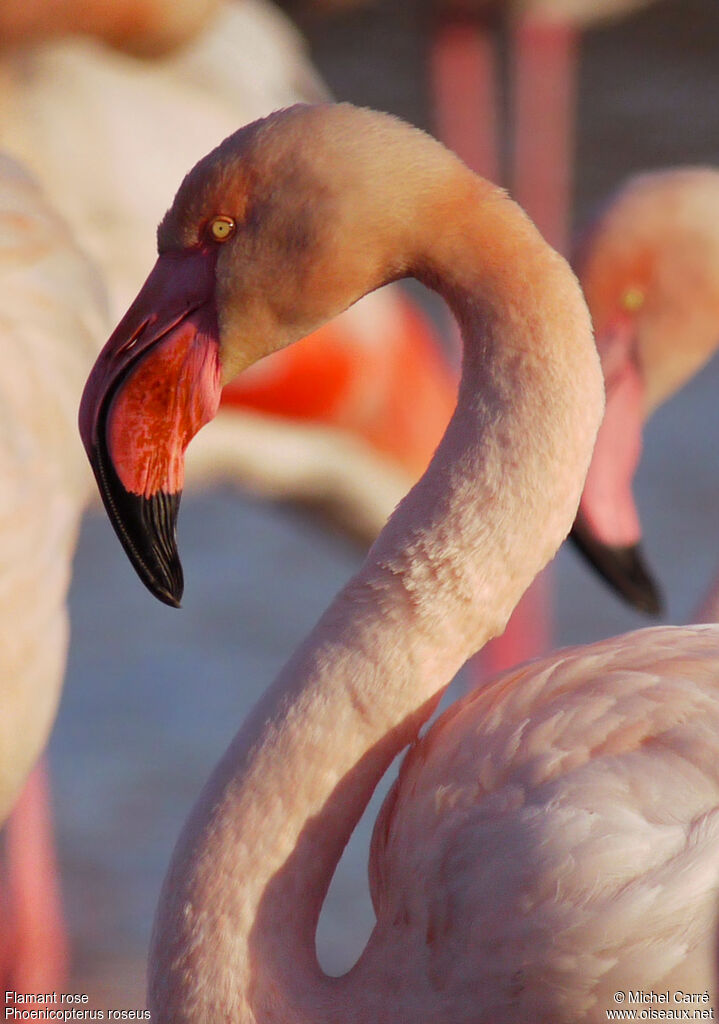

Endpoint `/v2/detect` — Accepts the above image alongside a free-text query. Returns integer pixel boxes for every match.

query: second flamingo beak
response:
[570,516,663,616]
[568,346,663,616]
[79,251,223,607]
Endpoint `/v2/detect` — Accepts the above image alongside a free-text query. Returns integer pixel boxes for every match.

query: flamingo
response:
[571,166,719,616]
[0,154,107,992]
[80,103,719,1020]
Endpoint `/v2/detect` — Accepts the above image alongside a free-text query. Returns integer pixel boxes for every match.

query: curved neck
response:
[149,182,602,1023]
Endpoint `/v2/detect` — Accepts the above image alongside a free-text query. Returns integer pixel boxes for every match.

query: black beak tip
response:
[570,523,664,617]
[91,441,185,609]
[115,488,185,609]
[146,561,184,610]
[630,558,663,617]
[621,553,663,617]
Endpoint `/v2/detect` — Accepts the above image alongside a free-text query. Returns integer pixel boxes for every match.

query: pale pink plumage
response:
[78,104,719,1021]
[0,155,107,991]
[0,155,105,819]
[431,2,581,681]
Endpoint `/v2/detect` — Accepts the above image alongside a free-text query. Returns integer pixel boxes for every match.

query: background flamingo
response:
[79,102,719,1021]
[0,155,107,993]
[572,166,719,616]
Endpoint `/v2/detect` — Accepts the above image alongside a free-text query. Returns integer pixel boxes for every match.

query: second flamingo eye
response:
[209,216,236,242]
[621,285,645,313]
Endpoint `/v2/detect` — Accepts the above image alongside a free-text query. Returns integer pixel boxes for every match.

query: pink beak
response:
[79,250,222,607]
[569,335,662,616]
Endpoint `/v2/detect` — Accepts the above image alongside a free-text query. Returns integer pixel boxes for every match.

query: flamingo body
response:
[368,624,719,1019]
[0,154,106,990]
[0,0,328,320]
[0,155,105,813]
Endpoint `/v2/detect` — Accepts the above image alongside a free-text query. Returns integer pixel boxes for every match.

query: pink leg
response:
[1,759,68,994]
[428,13,502,383]
[429,15,576,687]
[429,14,501,183]
[472,20,577,684]
[510,17,578,252]
[478,567,554,678]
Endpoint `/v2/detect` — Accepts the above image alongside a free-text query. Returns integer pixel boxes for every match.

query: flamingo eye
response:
[209,216,236,243]
[621,286,645,313]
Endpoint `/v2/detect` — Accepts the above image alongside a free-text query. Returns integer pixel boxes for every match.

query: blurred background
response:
[1,0,719,1010]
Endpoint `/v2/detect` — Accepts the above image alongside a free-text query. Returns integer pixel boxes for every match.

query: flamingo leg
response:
[429,12,502,184]
[478,566,554,676]
[477,19,578,679]
[428,11,503,386]
[1,759,68,995]
[429,15,575,684]
[483,17,578,678]
[510,15,578,253]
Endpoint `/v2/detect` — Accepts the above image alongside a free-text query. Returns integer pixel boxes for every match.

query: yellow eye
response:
[209,216,236,242]
[621,286,645,313]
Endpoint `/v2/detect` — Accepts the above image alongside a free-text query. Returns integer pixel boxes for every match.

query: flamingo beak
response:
[569,517,663,616]
[568,348,663,616]
[79,251,222,607]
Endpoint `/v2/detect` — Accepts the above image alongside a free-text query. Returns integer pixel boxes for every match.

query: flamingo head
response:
[568,167,719,615]
[79,103,433,605]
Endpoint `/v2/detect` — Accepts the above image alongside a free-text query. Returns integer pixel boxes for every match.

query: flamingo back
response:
[368,625,719,1021]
